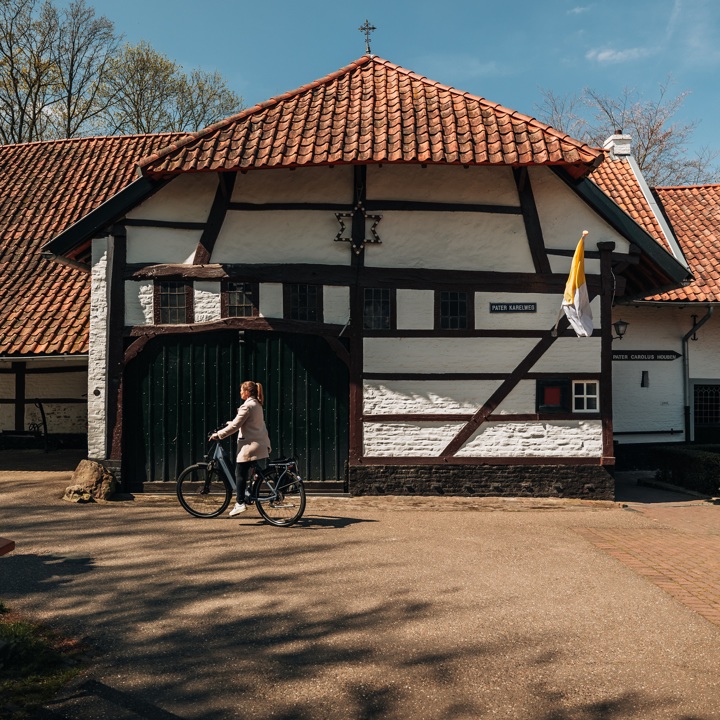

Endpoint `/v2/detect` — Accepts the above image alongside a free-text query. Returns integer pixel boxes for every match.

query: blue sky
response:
[71,0,719,155]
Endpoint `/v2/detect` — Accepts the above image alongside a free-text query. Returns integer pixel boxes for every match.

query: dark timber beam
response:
[194,173,236,264]
[513,167,552,275]
[598,241,615,465]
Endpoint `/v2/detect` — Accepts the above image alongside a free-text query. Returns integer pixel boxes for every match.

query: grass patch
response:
[0,603,87,719]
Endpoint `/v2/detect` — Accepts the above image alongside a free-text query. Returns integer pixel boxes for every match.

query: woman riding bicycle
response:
[210,380,271,517]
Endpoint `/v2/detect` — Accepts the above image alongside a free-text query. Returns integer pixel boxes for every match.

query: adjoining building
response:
[41,56,691,497]
[0,133,186,449]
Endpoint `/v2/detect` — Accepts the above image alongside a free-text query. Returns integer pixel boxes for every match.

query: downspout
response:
[683,306,713,440]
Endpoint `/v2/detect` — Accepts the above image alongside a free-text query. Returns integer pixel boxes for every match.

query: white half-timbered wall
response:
[91,163,640,460]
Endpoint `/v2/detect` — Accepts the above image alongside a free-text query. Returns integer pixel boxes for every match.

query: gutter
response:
[683,306,713,440]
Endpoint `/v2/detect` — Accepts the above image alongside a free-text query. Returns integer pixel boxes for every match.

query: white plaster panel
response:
[366,165,519,205]
[364,337,537,374]
[0,371,14,429]
[259,283,284,318]
[687,313,720,377]
[363,421,464,456]
[89,238,109,457]
[194,282,222,323]
[26,369,87,434]
[231,166,353,204]
[125,281,154,326]
[529,166,631,255]
[548,254,601,276]
[363,380,504,414]
[363,212,531,271]
[324,286,350,325]
[126,228,201,264]
[612,305,695,443]
[396,290,435,330]
[476,292,564,330]
[126,173,217,223]
[494,381,537,414]
[457,420,603,457]
[212,211,348,265]
[531,337,602,373]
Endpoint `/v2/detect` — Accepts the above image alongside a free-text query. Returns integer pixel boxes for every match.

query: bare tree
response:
[175,69,243,132]
[99,43,243,134]
[49,0,118,138]
[0,0,58,143]
[100,41,180,134]
[0,0,242,141]
[536,80,720,186]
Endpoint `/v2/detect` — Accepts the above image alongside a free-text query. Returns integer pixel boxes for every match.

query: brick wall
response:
[349,463,614,500]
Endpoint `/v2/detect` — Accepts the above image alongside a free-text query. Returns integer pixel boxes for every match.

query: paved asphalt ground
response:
[2,451,720,719]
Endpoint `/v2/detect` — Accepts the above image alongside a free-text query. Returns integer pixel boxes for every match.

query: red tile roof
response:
[590,154,674,254]
[651,185,720,302]
[0,133,186,356]
[139,55,604,178]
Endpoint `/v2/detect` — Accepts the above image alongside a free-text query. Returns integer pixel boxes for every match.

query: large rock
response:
[63,460,116,503]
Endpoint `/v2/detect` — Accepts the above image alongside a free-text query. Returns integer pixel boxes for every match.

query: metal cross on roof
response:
[359,19,376,55]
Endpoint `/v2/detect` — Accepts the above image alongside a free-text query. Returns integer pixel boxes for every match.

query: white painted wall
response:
[125,281,154,326]
[126,173,217,223]
[396,290,435,330]
[259,283,284,318]
[362,419,602,457]
[212,211,348,265]
[126,228,201,264]
[364,211,531,271]
[612,304,720,443]
[0,359,88,435]
[88,237,109,457]
[324,286,350,325]
[194,282,222,323]
[457,420,603,457]
[0,371,13,429]
[366,164,519,205]
[363,379,553,417]
[530,166,632,265]
[232,166,353,204]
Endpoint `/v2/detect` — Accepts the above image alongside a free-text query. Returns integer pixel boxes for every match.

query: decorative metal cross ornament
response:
[334,204,382,256]
[359,19,376,54]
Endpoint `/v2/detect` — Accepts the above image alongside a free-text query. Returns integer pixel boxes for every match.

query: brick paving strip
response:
[575,505,720,628]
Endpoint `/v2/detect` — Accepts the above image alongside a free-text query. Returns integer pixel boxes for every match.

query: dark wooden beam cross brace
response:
[194,172,236,265]
[513,167,552,275]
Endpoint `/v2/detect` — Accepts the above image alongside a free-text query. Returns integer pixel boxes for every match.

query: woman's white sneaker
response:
[229,502,246,517]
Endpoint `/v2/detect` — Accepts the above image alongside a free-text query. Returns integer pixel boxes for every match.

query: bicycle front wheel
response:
[177,464,231,518]
[254,474,306,527]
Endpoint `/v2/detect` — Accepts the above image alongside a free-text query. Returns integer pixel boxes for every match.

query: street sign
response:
[612,350,682,361]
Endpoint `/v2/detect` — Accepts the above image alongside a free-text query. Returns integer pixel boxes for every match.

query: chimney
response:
[603,131,632,158]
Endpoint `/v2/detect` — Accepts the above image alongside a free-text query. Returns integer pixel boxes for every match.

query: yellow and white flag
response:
[561,231,593,337]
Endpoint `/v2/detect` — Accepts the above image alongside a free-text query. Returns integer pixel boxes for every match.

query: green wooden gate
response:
[122,331,349,487]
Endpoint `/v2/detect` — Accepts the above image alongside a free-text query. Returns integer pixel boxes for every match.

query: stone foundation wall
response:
[349,464,614,500]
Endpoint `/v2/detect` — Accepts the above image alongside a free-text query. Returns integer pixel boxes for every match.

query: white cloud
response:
[585,47,654,64]
[568,6,591,14]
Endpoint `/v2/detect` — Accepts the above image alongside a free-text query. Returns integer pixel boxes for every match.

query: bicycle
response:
[176,439,306,527]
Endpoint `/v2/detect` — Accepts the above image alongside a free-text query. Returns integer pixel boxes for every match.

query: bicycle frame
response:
[208,442,302,503]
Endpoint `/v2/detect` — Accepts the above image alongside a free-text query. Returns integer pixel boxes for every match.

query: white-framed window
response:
[573,381,599,412]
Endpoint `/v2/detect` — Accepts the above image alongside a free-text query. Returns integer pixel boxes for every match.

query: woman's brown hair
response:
[242,380,264,405]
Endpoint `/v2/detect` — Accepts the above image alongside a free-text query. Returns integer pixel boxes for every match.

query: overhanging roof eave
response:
[42,175,168,259]
[551,166,693,290]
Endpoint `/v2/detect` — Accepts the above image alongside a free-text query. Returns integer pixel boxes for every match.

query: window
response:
[573,381,599,412]
[156,281,193,324]
[537,379,570,413]
[285,284,322,322]
[536,379,599,414]
[437,291,473,330]
[363,288,394,329]
[223,281,259,318]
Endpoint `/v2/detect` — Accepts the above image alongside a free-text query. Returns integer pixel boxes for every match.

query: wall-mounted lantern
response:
[612,319,629,340]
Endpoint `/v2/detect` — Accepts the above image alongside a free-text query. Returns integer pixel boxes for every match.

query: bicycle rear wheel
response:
[177,464,231,518]
[254,472,306,527]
